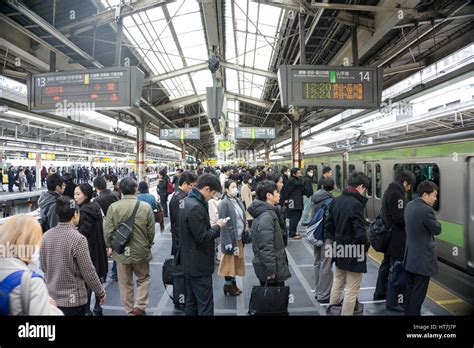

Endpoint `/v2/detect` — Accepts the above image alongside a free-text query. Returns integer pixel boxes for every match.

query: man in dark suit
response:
[93,176,120,281]
[374,171,416,311]
[403,180,442,315]
[179,174,228,316]
[169,171,197,256]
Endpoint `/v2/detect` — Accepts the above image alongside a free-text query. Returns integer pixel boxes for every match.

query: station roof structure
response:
[0,0,473,159]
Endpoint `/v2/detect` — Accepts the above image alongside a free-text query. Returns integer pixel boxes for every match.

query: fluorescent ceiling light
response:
[5,110,72,128]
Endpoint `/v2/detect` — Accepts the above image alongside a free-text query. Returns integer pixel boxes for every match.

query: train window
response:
[335,165,342,189]
[375,164,382,198]
[394,163,440,211]
[366,163,372,196]
[348,164,356,175]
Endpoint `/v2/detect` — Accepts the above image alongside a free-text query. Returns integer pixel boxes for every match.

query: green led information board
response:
[278,65,383,109]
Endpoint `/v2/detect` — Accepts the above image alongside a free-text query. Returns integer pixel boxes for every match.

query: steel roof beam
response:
[226,92,273,109]
[6,0,103,68]
[220,61,277,79]
[329,0,421,66]
[59,0,172,36]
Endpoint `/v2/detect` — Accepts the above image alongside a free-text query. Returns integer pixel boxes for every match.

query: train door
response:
[364,161,382,221]
[468,157,474,271]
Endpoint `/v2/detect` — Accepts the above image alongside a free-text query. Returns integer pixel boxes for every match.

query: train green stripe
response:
[437,219,464,248]
[304,141,474,163]
[346,141,474,161]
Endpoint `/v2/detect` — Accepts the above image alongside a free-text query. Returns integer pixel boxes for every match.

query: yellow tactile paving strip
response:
[367,248,473,315]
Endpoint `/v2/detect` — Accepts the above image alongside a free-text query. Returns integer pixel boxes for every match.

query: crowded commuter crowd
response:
[0,163,442,317]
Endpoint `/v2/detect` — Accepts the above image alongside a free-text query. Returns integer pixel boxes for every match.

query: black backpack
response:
[368,214,391,253]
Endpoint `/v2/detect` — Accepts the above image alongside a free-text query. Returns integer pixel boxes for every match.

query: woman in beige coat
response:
[240,174,254,228]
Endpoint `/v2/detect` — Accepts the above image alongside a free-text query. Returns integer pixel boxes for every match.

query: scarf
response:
[189,187,209,210]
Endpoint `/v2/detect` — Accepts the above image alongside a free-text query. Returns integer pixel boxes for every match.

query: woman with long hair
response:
[74,183,108,315]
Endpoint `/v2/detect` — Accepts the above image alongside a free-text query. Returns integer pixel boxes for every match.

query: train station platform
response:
[98,221,472,316]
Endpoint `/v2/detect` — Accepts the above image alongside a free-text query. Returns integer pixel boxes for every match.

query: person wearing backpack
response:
[311,177,335,304]
[157,170,171,217]
[38,174,65,233]
[325,172,370,316]
[0,215,63,316]
[374,171,416,311]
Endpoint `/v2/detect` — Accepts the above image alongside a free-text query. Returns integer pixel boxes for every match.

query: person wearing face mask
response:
[301,167,315,226]
[217,180,247,296]
[74,183,108,316]
[40,197,106,315]
[240,174,254,228]
[0,215,63,315]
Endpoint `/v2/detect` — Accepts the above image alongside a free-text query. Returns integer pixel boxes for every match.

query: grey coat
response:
[218,195,246,253]
[248,200,291,283]
[404,198,442,276]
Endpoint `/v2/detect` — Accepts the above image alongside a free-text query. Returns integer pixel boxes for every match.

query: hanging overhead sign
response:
[218,139,232,151]
[278,65,383,109]
[235,127,276,139]
[28,66,145,112]
[159,128,201,140]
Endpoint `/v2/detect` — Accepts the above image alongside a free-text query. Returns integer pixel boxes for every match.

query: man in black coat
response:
[0,168,4,192]
[62,173,77,199]
[285,168,304,239]
[325,172,370,315]
[169,171,197,256]
[93,176,120,281]
[317,166,332,190]
[93,176,119,216]
[8,166,15,192]
[404,181,442,316]
[374,171,415,311]
[179,174,228,316]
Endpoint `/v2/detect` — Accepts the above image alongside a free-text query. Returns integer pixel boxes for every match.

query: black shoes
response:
[373,294,386,301]
[386,305,405,312]
[317,298,330,304]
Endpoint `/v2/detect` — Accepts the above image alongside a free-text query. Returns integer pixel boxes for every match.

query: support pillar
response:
[136,122,147,183]
[291,115,301,169]
[181,142,186,168]
[252,149,256,165]
[35,153,41,190]
[264,141,270,166]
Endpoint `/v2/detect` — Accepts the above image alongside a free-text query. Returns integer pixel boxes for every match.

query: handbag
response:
[248,281,290,316]
[241,230,252,244]
[111,201,140,254]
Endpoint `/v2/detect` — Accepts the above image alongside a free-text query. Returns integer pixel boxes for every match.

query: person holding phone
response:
[179,174,228,316]
[218,180,247,296]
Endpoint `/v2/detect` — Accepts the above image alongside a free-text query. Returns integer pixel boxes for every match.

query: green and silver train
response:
[270,130,474,274]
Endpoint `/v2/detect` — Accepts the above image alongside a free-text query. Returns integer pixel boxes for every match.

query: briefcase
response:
[172,272,186,307]
[248,284,290,316]
[162,258,182,286]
